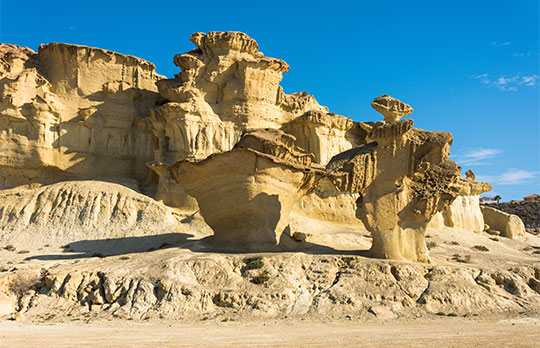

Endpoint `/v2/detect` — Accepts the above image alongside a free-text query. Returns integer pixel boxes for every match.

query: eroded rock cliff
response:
[0,43,162,189]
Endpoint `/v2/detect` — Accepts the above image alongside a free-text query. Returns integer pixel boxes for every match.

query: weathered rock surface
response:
[481,206,526,240]
[371,94,413,122]
[327,98,462,263]
[149,32,330,209]
[0,181,186,250]
[1,252,539,321]
[0,43,162,189]
[429,177,493,234]
[169,129,325,249]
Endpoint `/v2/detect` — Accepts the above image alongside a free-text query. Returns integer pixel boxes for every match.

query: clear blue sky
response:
[1,0,538,201]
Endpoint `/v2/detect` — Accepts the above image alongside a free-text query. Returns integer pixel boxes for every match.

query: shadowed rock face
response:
[169,129,325,250]
[327,98,462,263]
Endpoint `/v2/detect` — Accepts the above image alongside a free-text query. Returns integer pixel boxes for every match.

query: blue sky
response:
[1,0,538,201]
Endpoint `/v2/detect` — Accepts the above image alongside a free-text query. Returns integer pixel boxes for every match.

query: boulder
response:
[481,206,526,240]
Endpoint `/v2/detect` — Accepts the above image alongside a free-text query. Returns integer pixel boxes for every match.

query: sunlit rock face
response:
[481,206,526,240]
[0,43,162,189]
[169,129,325,250]
[327,97,462,263]
[428,177,493,234]
[148,31,345,210]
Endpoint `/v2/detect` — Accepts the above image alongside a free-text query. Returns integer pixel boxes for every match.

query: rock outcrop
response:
[481,206,526,240]
[429,176,493,234]
[370,94,413,123]
[327,98,461,262]
[149,32,330,209]
[0,181,185,250]
[0,43,162,189]
[169,129,325,250]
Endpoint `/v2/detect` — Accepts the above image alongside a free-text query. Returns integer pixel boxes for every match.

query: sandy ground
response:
[1,318,539,348]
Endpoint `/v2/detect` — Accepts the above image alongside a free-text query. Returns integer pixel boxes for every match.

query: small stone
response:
[369,306,397,319]
[292,232,307,242]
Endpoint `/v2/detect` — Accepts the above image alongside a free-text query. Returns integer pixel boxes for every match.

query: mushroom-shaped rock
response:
[371,95,413,122]
[169,129,325,250]
[326,118,461,263]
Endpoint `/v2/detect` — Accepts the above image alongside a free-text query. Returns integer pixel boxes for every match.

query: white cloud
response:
[471,73,538,91]
[491,41,512,47]
[451,148,503,166]
[511,52,532,57]
[476,169,540,185]
[520,75,538,86]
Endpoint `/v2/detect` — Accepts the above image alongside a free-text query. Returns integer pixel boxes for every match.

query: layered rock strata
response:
[327,98,461,262]
[149,32,329,208]
[0,43,162,189]
[169,129,325,250]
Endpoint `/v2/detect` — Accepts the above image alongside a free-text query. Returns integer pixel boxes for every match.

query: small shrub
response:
[17,250,29,254]
[450,241,460,246]
[4,245,15,252]
[201,316,209,321]
[426,241,437,249]
[473,245,489,252]
[452,254,471,263]
[435,312,446,316]
[447,313,458,317]
[252,272,270,285]
[119,256,130,260]
[244,257,264,270]
[221,318,229,322]
[144,316,150,320]
[489,238,499,242]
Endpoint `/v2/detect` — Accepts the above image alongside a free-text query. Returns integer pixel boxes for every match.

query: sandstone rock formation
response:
[0,43,162,190]
[370,95,413,122]
[481,206,526,240]
[428,176,492,234]
[327,98,461,262]
[169,129,325,249]
[149,32,329,209]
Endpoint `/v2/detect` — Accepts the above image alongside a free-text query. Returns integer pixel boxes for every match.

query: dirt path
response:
[1,318,539,348]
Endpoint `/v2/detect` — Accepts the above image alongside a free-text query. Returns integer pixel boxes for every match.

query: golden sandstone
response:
[0,32,528,262]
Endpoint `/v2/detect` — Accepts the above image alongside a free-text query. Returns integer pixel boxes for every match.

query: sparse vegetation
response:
[17,250,29,254]
[119,256,130,260]
[489,237,499,242]
[435,312,446,316]
[244,257,264,270]
[472,245,489,252]
[426,241,437,249]
[251,272,270,285]
[447,313,458,317]
[4,244,15,252]
[452,254,471,263]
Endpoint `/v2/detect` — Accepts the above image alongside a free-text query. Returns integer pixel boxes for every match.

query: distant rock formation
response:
[169,129,325,250]
[327,97,462,262]
[481,206,526,240]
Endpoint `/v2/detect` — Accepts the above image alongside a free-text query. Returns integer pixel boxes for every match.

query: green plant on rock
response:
[244,257,264,270]
[251,272,270,285]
